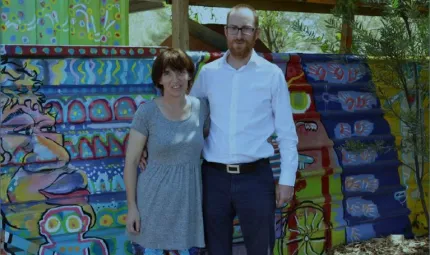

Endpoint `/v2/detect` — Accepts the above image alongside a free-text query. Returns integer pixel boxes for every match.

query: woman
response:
[124,48,209,255]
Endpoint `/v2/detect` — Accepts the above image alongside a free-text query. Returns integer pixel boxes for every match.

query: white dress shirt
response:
[190,50,299,186]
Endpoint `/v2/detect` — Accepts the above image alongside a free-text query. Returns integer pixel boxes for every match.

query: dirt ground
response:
[327,235,429,255]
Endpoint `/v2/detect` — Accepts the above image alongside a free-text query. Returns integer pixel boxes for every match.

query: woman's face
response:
[159,67,190,97]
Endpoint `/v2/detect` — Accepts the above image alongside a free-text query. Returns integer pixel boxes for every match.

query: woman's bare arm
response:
[124,129,147,210]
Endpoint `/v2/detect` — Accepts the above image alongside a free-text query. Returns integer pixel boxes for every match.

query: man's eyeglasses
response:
[225,25,256,36]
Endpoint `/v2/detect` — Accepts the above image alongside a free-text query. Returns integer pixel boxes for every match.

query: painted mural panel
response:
[301,54,414,244]
[0,45,419,254]
[0,45,160,254]
[0,0,129,46]
[368,61,429,236]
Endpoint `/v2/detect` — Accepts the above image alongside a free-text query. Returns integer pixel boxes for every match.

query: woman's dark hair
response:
[151,48,195,95]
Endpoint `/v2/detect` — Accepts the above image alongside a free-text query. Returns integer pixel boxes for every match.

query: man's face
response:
[225,8,259,59]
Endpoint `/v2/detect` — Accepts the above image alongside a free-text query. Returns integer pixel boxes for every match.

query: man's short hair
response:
[226,4,259,28]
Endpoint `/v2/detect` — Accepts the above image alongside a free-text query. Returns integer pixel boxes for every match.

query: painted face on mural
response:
[0,61,89,206]
[225,8,259,59]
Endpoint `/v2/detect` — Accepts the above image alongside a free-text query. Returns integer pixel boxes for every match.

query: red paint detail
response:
[108,134,125,157]
[79,138,95,160]
[262,53,273,62]
[1,45,163,58]
[92,136,109,159]
[289,54,301,63]
[64,141,79,160]
[89,99,113,122]
[114,97,137,121]
[67,100,86,124]
[286,63,307,85]
[48,101,64,124]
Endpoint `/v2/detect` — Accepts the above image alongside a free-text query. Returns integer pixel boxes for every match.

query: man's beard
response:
[228,37,256,59]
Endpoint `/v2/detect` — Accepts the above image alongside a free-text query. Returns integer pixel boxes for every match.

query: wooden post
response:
[340,15,353,54]
[172,0,189,51]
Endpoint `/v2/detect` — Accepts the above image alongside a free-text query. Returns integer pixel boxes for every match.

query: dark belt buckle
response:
[226,164,240,174]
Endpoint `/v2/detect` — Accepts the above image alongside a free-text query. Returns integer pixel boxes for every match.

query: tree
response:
[257,11,289,53]
[129,7,171,46]
[329,0,429,233]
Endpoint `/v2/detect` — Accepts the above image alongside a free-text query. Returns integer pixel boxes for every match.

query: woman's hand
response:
[126,206,141,234]
[139,147,148,171]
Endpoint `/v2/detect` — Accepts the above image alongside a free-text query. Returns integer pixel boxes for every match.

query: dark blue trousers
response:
[202,160,276,255]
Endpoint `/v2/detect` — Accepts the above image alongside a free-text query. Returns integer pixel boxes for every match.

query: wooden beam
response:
[172,0,189,50]
[166,0,428,16]
[129,0,165,12]
[188,19,228,51]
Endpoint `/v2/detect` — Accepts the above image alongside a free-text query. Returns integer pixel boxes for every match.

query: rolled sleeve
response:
[271,69,299,186]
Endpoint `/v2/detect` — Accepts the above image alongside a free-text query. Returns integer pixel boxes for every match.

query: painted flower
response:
[114,12,121,20]
[18,24,27,32]
[1,13,7,21]
[100,7,106,15]
[100,214,113,227]
[17,11,24,20]
[2,0,10,7]
[68,7,75,17]
[100,35,107,43]
[66,215,82,233]
[51,0,57,3]
[9,14,17,22]
[44,216,61,233]
[107,4,113,10]
[88,32,94,40]
[0,25,5,31]
[117,214,127,225]
[55,23,61,31]
[114,32,120,38]
[37,10,44,18]
[21,36,29,43]
[87,8,93,15]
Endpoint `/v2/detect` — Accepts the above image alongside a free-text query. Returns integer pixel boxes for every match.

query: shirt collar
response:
[221,49,261,68]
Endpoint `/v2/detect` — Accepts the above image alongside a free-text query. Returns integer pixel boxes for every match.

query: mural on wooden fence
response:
[369,62,429,236]
[0,45,425,255]
[0,0,129,46]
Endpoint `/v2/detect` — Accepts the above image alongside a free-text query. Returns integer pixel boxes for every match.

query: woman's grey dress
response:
[128,96,208,250]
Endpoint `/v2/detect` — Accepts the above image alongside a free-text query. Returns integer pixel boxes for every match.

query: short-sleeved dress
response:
[127,96,209,251]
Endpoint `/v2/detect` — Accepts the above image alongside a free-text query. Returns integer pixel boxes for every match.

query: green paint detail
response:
[0,0,129,45]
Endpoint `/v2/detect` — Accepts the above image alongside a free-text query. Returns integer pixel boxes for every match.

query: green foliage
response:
[257,11,289,53]
[291,19,340,53]
[338,140,390,154]
[189,6,217,23]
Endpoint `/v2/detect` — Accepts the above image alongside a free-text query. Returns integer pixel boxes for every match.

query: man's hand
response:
[276,184,294,208]
[138,147,147,171]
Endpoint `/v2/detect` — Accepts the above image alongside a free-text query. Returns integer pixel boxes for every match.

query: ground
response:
[328,235,429,255]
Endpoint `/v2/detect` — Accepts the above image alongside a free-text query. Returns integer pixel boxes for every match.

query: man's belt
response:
[203,158,269,174]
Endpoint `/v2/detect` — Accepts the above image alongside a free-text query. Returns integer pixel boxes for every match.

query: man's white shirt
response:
[190,50,299,186]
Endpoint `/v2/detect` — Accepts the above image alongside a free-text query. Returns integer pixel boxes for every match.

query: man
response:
[189,4,299,255]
